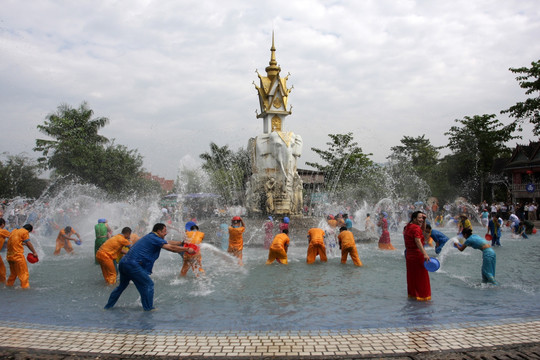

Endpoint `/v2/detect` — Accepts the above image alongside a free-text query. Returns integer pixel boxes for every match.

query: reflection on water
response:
[1,226,539,331]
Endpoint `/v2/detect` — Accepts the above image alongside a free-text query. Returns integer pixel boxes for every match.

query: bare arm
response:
[414,237,430,261]
[24,240,38,256]
[162,243,195,254]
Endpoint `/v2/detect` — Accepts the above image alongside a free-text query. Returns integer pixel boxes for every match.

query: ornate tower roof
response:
[253,32,293,127]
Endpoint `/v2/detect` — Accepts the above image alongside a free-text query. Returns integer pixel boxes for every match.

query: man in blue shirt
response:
[104,223,195,311]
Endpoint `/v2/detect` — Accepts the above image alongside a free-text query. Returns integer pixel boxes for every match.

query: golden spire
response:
[265,31,280,79]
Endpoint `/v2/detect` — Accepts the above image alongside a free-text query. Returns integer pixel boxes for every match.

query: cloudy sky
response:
[1,0,539,179]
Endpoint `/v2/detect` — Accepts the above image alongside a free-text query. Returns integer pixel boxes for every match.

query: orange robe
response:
[228,226,245,264]
[307,228,327,264]
[266,233,290,264]
[338,230,363,266]
[53,228,77,255]
[96,234,131,285]
[181,231,205,276]
[0,228,11,283]
[6,228,31,288]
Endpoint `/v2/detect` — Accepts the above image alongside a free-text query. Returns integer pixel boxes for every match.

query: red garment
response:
[403,223,431,301]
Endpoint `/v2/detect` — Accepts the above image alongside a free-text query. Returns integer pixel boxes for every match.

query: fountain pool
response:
[1,224,539,332]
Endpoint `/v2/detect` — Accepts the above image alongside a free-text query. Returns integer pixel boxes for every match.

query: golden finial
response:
[265,30,280,79]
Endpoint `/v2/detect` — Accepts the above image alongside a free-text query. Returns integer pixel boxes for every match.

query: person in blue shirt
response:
[486,213,502,246]
[455,228,497,285]
[104,223,195,311]
[343,213,353,231]
[424,224,449,254]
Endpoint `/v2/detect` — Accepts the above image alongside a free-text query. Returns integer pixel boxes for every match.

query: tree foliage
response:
[199,142,251,204]
[444,114,519,202]
[0,153,48,199]
[306,133,373,195]
[502,59,540,135]
[34,102,159,198]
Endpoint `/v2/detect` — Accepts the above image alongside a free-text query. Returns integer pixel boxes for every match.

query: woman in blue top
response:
[455,228,497,285]
[486,213,502,246]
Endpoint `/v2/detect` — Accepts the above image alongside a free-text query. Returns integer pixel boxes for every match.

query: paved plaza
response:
[1,317,540,359]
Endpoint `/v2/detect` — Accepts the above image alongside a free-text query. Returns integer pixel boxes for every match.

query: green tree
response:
[199,143,251,204]
[34,102,159,197]
[306,133,373,195]
[0,153,48,198]
[389,135,439,179]
[501,59,540,135]
[444,114,519,202]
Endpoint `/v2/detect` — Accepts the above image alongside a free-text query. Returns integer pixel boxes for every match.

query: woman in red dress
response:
[403,211,431,301]
[377,212,395,250]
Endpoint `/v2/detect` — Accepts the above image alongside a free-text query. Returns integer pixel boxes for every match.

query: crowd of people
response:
[1,195,537,311]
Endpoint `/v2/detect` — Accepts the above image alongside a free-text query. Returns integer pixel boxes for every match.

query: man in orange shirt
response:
[96,227,132,285]
[0,218,11,284]
[53,226,82,255]
[180,224,205,276]
[228,216,245,265]
[338,227,363,266]
[7,224,38,289]
[266,229,290,265]
[307,227,327,264]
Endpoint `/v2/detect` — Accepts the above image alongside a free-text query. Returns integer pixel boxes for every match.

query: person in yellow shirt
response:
[307,227,327,264]
[96,227,132,285]
[7,224,37,289]
[228,216,245,265]
[0,218,11,284]
[337,227,363,266]
[180,224,205,276]
[266,229,290,265]
[53,226,82,255]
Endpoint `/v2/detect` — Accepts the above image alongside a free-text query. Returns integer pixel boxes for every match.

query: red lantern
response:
[526,170,533,175]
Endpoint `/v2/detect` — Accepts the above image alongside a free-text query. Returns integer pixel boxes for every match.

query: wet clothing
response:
[488,219,502,246]
[96,234,132,285]
[264,221,274,249]
[345,218,353,230]
[463,234,497,284]
[378,217,396,250]
[338,230,362,266]
[0,228,10,283]
[180,231,204,276]
[6,228,31,288]
[430,229,449,254]
[307,228,327,264]
[266,233,290,264]
[228,226,245,262]
[53,228,77,255]
[95,223,109,263]
[104,232,167,311]
[403,223,431,301]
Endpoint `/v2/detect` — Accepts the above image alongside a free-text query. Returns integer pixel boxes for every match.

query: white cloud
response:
[1,0,539,179]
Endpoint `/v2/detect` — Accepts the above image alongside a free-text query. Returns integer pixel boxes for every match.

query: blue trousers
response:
[481,247,497,285]
[104,259,155,311]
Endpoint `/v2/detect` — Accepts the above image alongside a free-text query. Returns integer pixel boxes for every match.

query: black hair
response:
[190,225,199,231]
[461,228,473,238]
[425,224,432,230]
[0,218,5,226]
[152,223,166,232]
[409,211,425,223]
[121,227,132,235]
[23,224,33,232]
[339,226,347,232]
[282,229,288,234]
[64,226,72,233]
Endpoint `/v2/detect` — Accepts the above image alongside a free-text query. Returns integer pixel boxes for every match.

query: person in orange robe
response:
[0,218,11,284]
[96,227,132,285]
[306,227,327,264]
[403,211,431,301]
[53,226,81,255]
[180,224,205,276]
[7,224,38,289]
[337,227,363,266]
[266,229,290,265]
[228,216,245,265]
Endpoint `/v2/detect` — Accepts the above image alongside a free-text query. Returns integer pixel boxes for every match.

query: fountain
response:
[246,32,303,217]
